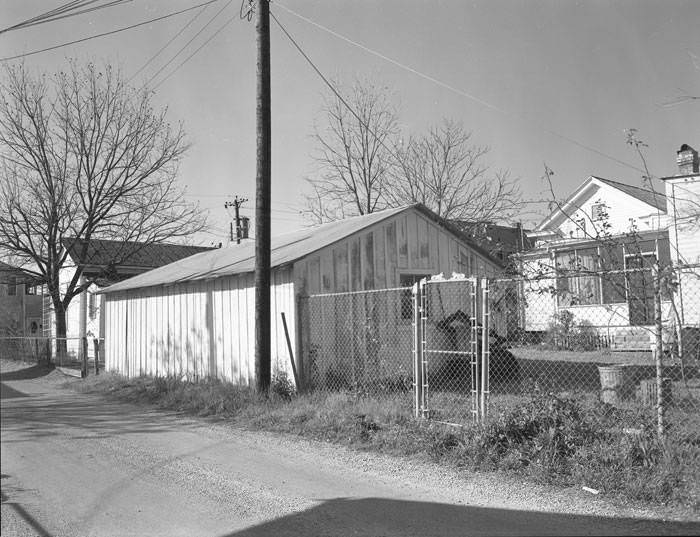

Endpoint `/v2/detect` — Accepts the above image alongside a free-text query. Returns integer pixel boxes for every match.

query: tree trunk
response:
[55,303,68,365]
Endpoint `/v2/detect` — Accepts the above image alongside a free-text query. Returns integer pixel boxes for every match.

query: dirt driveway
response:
[2,360,699,537]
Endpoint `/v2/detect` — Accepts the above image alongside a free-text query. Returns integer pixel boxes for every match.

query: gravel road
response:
[2,360,699,537]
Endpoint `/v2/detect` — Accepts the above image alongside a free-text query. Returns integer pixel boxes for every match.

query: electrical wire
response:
[269,9,406,173]
[271,2,646,175]
[151,11,237,91]
[0,0,223,62]
[128,3,211,83]
[1,0,132,35]
[143,0,233,89]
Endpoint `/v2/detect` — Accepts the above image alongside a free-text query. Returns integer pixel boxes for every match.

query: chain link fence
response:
[301,265,699,445]
[485,267,699,440]
[0,336,105,376]
[301,288,415,398]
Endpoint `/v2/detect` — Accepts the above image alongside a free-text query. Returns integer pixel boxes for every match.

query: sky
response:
[1,0,699,247]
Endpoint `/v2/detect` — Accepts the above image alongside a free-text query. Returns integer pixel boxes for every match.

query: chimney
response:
[677,144,699,175]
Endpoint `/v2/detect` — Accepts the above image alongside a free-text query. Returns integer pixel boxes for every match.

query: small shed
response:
[100,204,503,384]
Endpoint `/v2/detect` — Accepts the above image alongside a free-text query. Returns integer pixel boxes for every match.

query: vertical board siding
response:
[104,267,297,385]
[362,232,375,290]
[103,208,502,386]
[397,215,408,267]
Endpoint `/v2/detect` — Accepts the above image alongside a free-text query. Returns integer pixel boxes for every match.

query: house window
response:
[591,203,607,221]
[554,237,669,310]
[555,248,600,306]
[600,245,626,304]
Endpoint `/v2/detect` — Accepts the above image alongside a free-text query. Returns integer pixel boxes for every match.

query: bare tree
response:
[0,61,205,345]
[303,79,399,223]
[387,119,521,229]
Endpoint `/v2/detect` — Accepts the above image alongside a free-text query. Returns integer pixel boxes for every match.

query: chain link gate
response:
[416,274,490,424]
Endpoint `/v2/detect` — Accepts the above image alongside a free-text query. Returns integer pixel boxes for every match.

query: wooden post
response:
[280,313,299,389]
[93,338,99,375]
[81,336,88,378]
[254,0,272,394]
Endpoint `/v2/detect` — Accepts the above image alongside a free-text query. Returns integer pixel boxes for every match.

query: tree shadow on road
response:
[225,497,700,537]
[1,391,201,441]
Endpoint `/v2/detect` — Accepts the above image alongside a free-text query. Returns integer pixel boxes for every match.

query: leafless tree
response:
[0,61,205,344]
[387,119,521,231]
[303,79,399,223]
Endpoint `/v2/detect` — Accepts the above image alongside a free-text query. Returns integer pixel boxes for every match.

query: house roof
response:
[62,238,214,270]
[595,177,666,212]
[101,204,502,294]
[0,261,41,286]
[534,175,667,232]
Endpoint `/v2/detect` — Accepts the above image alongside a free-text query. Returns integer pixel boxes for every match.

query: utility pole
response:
[225,196,248,244]
[254,0,271,394]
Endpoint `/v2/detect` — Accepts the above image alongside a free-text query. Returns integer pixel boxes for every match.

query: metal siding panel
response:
[248,272,256,385]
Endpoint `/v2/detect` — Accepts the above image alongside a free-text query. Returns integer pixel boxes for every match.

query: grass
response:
[72,372,700,513]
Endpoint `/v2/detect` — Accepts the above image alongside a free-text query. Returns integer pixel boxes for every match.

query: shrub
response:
[271,370,296,400]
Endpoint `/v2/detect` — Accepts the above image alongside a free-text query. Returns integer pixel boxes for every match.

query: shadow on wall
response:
[223,497,700,537]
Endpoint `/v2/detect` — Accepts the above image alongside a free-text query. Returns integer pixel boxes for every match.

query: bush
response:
[271,370,296,400]
[544,311,601,351]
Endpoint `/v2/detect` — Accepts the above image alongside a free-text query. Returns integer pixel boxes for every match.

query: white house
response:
[661,144,700,331]
[519,143,700,355]
[519,175,670,349]
[99,204,504,385]
[50,239,213,356]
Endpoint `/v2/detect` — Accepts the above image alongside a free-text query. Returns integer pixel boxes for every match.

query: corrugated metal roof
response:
[101,206,410,293]
[101,204,503,294]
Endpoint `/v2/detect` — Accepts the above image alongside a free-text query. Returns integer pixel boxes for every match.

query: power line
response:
[152,11,238,91]
[1,1,134,35]
[128,4,211,83]
[144,0,233,89]
[1,1,109,34]
[270,9,406,175]
[271,2,646,175]
[0,0,223,62]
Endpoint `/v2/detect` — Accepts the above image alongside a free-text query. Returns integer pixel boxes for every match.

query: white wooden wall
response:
[103,267,297,384]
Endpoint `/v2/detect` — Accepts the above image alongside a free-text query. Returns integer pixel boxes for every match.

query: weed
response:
[73,375,699,511]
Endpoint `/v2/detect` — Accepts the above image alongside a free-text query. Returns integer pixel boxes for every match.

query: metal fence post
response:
[480,278,490,422]
[413,282,423,418]
[470,277,479,424]
[93,338,100,375]
[81,336,88,378]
